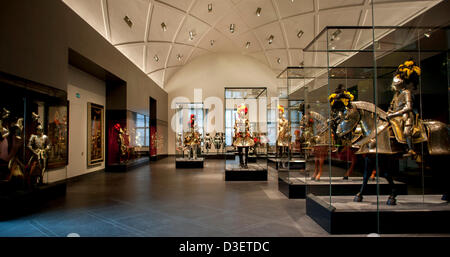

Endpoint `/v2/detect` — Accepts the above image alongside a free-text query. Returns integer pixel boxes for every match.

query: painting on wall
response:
[47,104,69,168]
[87,102,104,166]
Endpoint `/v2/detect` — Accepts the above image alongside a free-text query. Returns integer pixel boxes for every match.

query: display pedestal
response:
[204,153,234,159]
[278,176,407,199]
[306,194,450,234]
[268,158,305,170]
[106,157,150,172]
[0,181,67,220]
[176,158,204,168]
[225,164,267,181]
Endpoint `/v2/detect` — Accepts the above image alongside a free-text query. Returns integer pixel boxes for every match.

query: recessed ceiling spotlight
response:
[208,3,213,13]
[230,24,235,33]
[153,55,159,62]
[330,29,342,41]
[189,31,196,41]
[297,30,304,38]
[277,58,281,64]
[210,39,215,46]
[161,22,167,32]
[256,7,262,17]
[177,54,183,61]
[290,0,295,2]
[268,35,274,44]
[123,16,133,28]
[331,46,336,50]
[245,41,251,48]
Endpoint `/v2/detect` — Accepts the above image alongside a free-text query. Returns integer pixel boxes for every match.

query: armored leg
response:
[243,147,249,168]
[238,147,244,168]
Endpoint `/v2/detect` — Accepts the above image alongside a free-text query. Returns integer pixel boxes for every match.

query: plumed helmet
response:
[277,104,285,113]
[395,59,421,89]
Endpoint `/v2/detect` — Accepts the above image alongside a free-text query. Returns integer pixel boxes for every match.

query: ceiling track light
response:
[330,29,342,41]
[256,7,262,17]
[277,58,281,64]
[210,39,215,46]
[177,54,183,61]
[297,30,304,38]
[424,29,432,38]
[229,24,235,33]
[268,35,274,44]
[189,31,196,41]
[153,55,159,62]
[161,22,167,32]
[208,3,212,13]
[245,41,251,49]
[123,16,133,28]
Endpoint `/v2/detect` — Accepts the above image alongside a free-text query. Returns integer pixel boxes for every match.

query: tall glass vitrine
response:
[175,102,204,168]
[301,25,450,234]
[224,88,268,181]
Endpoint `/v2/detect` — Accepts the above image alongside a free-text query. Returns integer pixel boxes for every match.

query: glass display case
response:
[0,72,68,217]
[300,26,450,234]
[224,87,268,181]
[107,110,150,170]
[175,102,204,168]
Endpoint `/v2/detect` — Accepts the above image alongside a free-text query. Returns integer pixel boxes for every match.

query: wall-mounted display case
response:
[0,72,68,217]
[224,87,268,181]
[299,26,450,234]
[107,110,150,170]
[175,102,204,168]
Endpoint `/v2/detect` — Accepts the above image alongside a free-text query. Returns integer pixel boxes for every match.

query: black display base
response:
[106,157,150,172]
[278,177,306,198]
[0,181,67,220]
[277,176,407,199]
[306,194,450,234]
[176,158,204,168]
[268,158,305,170]
[203,153,234,159]
[225,164,267,181]
[150,154,168,161]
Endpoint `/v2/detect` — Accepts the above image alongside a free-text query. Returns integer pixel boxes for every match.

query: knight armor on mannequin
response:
[276,105,290,162]
[328,84,355,147]
[233,105,254,168]
[28,117,50,185]
[204,132,212,154]
[213,132,223,151]
[184,114,200,160]
[387,59,421,157]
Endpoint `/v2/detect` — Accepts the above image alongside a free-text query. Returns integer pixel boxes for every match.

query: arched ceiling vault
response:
[63,0,441,89]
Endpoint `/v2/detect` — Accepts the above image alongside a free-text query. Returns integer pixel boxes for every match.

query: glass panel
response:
[224,88,268,178]
[175,103,204,163]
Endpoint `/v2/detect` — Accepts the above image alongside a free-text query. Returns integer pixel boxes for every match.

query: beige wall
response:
[67,66,106,178]
[0,0,169,166]
[165,53,282,154]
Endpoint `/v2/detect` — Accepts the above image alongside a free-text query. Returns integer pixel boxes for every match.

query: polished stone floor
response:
[0,157,447,237]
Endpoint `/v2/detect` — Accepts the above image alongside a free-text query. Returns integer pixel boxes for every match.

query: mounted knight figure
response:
[331,59,450,204]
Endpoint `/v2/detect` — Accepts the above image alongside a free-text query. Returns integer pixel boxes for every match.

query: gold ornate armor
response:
[277,105,290,147]
[232,105,254,148]
[28,123,50,184]
[183,114,200,159]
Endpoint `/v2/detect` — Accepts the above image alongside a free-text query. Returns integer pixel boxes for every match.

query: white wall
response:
[67,65,106,178]
[165,53,282,154]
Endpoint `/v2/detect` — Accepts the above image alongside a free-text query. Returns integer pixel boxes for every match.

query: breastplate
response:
[391,91,408,112]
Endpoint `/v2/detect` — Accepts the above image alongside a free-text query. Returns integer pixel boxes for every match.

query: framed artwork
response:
[87,102,104,166]
[47,103,69,168]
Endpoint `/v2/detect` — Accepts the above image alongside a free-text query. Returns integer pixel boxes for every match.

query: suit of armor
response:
[28,125,50,184]
[388,76,415,156]
[277,105,290,160]
[184,114,200,160]
[204,132,212,154]
[233,105,254,168]
[329,86,354,147]
[213,132,223,151]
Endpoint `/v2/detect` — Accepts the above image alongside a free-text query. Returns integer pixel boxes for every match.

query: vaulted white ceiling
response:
[62,0,441,89]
